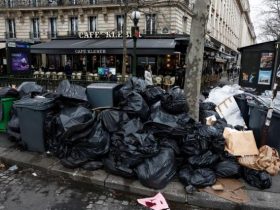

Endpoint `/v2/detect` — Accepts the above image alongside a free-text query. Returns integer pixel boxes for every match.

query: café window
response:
[6,19,16,38]
[88,16,97,32]
[116,15,124,32]
[32,18,40,39]
[49,17,57,38]
[69,17,78,36]
[146,14,156,35]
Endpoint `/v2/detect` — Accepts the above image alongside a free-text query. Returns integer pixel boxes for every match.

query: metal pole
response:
[133,36,137,76]
[272,42,280,86]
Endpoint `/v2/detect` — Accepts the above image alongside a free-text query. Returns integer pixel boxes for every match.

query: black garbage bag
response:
[150,101,193,129]
[198,125,221,138]
[17,82,44,97]
[121,118,143,136]
[83,122,110,158]
[181,133,209,156]
[60,146,89,169]
[0,87,19,98]
[243,168,272,189]
[210,136,225,154]
[112,132,159,168]
[81,161,103,171]
[58,107,95,143]
[135,148,176,189]
[142,86,164,105]
[188,151,219,168]
[179,166,216,188]
[56,80,87,101]
[161,87,189,114]
[120,91,150,121]
[103,154,135,178]
[143,121,189,138]
[160,138,181,156]
[99,109,129,133]
[199,102,216,111]
[118,77,147,100]
[215,160,241,178]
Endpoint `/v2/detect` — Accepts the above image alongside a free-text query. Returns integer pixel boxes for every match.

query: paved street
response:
[0,165,201,210]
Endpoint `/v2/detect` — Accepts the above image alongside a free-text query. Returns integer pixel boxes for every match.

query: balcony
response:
[5,32,16,39]
[0,0,139,8]
[48,31,58,39]
[30,32,41,39]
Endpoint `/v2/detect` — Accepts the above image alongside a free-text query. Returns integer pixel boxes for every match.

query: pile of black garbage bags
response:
[7,78,272,190]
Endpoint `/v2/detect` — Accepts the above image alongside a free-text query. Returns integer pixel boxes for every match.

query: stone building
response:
[0,0,255,75]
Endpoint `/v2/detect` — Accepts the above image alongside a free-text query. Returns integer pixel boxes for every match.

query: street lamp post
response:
[131,10,140,77]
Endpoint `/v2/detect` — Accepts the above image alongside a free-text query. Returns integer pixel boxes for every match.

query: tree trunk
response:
[122,12,128,79]
[184,0,210,121]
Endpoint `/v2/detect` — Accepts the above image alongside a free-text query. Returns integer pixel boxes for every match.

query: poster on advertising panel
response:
[260,53,274,69]
[11,52,30,72]
[258,70,272,85]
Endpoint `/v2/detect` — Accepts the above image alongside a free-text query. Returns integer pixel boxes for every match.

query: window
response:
[89,0,97,4]
[30,0,39,7]
[32,18,40,39]
[182,16,188,34]
[116,15,124,32]
[69,17,78,36]
[146,14,156,35]
[5,0,14,8]
[6,19,16,38]
[88,16,97,32]
[49,17,57,38]
[69,0,77,5]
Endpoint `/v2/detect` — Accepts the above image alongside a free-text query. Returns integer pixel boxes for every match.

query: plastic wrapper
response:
[17,82,44,97]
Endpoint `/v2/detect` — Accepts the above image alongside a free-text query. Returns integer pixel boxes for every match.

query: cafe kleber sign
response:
[78,31,132,39]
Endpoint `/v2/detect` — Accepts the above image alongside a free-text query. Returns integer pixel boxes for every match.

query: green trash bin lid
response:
[14,97,55,111]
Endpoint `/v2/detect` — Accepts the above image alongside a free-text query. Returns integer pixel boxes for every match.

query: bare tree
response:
[184,0,210,120]
[260,0,280,40]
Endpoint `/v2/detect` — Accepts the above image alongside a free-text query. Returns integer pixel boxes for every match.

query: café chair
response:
[76,72,82,80]
[71,72,77,80]
[45,72,51,79]
[57,72,64,80]
[93,73,99,81]
[170,77,176,86]
[51,72,57,80]
[33,71,39,79]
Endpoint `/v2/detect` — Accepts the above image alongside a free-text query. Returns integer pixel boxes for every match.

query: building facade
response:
[0,0,255,75]
[205,0,256,71]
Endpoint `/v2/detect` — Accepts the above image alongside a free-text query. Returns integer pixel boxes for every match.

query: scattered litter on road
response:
[8,165,18,172]
[32,172,38,177]
[137,193,169,210]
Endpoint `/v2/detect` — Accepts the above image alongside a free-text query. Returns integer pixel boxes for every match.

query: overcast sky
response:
[249,0,267,42]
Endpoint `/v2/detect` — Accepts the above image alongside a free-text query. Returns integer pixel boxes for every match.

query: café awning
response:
[31,39,177,55]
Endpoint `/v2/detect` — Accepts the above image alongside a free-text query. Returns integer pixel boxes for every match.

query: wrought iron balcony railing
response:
[29,32,41,39]
[0,0,139,8]
[5,32,16,39]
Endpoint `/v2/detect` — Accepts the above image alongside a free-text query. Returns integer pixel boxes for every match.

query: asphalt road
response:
[0,165,202,210]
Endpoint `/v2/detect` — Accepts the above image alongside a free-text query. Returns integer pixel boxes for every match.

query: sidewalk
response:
[0,134,280,210]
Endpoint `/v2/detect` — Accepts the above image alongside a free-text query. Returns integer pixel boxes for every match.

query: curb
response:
[0,147,280,210]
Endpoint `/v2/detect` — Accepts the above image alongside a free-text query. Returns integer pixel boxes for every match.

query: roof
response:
[238,40,277,51]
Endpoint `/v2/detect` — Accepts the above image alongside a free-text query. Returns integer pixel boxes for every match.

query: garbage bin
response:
[234,94,250,126]
[86,83,122,108]
[14,98,54,152]
[0,97,17,132]
[248,101,280,153]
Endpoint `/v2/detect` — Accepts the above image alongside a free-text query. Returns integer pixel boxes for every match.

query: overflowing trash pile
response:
[5,78,280,192]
